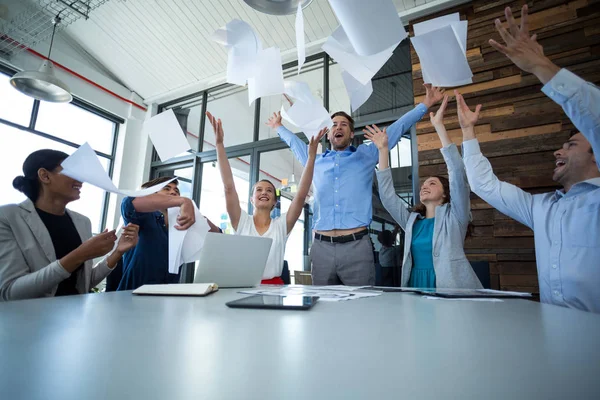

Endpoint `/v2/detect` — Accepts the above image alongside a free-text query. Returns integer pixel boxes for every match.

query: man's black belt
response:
[314,229,369,243]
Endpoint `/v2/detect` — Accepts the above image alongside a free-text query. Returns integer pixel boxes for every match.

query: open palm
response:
[455,91,482,129]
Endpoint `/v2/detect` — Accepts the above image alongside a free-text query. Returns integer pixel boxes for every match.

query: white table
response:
[1,290,599,399]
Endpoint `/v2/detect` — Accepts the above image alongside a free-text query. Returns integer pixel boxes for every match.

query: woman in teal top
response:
[365,91,482,289]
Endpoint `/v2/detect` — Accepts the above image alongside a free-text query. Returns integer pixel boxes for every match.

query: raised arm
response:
[207,112,242,230]
[364,125,412,229]
[457,92,534,229]
[286,128,328,234]
[267,111,309,166]
[132,192,195,231]
[431,95,471,227]
[490,4,599,167]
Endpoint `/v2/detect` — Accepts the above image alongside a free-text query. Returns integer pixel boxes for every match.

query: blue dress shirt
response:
[463,69,600,313]
[277,104,427,231]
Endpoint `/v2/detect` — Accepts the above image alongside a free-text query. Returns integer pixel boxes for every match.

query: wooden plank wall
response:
[409,0,600,293]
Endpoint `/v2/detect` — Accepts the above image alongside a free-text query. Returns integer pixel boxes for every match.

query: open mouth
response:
[554,159,566,172]
[72,184,82,191]
[258,196,270,202]
[334,132,344,139]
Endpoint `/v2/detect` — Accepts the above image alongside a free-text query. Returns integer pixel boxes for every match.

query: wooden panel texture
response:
[410,0,600,293]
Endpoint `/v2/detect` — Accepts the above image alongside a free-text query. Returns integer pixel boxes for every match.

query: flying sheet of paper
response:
[411,24,473,87]
[167,202,211,274]
[60,143,175,197]
[211,19,262,86]
[328,0,407,57]
[413,14,471,87]
[144,109,191,162]
[341,70,373,111]
[281,101,332,139]
[322,26,397,85]
[295,3,305,74]
[284,80,318,105]
[247,47,285,105]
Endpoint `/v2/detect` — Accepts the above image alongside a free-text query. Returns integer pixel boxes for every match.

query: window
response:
[162,97,204,155]
[205,87,254,148]
[199,155,251,234]
[0,71,120,233]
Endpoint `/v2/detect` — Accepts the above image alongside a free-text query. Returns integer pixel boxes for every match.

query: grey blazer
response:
[0,199,113,301]
[376,144,482,289]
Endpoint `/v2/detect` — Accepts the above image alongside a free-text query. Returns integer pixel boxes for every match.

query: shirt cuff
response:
[541,68,583,103]
[462,138,481,157]
[276,126,290,137]
[415,103,428,114]
[55,260,72,278]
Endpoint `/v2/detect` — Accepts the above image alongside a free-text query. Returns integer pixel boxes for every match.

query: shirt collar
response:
[553,177,600,199]
[323,145,357,156]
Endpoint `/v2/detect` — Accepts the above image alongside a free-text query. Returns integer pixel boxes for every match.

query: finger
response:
[277,111,281,118]
[439,95,449,112]
[422,83,432,90]
[364,125,378,135]
[488,39,510,55]
[530,33,537,42]
[372,124,382,133]
[495,18,514,46]
[519,4,529,36]
[474,104,482,119]
[505,7,519,37]
[362,130,373,140]
[454,90,466,110]
[429,112,435,120]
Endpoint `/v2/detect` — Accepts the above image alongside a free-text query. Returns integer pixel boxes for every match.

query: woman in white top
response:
[207,112,326,284]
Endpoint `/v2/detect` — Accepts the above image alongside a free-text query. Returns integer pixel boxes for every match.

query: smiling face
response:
[39,165,83,203]
[251,180,277,211]
[553,132,598,190]
[329,115,354,151]
[158,182,180,197]
[419,177,446,205]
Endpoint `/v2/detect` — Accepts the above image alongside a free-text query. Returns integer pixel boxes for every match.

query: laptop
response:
[193,233,273,288]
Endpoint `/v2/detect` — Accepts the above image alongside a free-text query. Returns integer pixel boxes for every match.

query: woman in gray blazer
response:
[364,95,482,289]
[0,149,139,301]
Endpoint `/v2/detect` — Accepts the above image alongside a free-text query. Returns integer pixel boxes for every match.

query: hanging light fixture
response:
[10,15,72,103]
[243,0,313,16]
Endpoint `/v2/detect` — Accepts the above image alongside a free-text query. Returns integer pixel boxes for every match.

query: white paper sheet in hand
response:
[411,25,472,87]
[295,3,306,74]
[328,0,407,57]
[341,70,373,111]
[61,143,176,197]
[144,109,191,162]
[167,203,211,274]
[322,26,397,85]
[247,47,285,105]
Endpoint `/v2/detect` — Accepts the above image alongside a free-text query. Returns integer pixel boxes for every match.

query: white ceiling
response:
[62,0,463,103]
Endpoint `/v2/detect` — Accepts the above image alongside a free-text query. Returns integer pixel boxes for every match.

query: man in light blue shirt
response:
[461,5,600,312]
[266,87,443,285]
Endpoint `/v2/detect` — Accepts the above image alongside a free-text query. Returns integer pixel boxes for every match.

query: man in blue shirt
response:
[461,5,600,312]
[266,86,443,285]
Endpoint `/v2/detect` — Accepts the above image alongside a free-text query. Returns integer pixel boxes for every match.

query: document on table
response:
[144,109,191,162]
[422,296,504,302]
[60,142,176,197]
[239,286,381,302]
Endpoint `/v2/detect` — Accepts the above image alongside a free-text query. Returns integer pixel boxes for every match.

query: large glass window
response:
[199,155,251,234]
[0,71,120,233]
[205,87,254,148]
[162,97,203,155]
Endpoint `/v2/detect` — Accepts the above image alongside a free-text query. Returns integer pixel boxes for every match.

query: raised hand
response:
[429,94,449,129]
[206,111,224,145]
[363,125,388,150]
[455,91,482,129]
[266,111,283,129]
[423,84,445,109]
[115,223,139,254]
[489,5,559,84]
[309,127,328,158]
[175,198,196,230]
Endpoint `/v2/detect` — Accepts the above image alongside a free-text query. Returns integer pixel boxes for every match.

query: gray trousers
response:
[310,235,375,286]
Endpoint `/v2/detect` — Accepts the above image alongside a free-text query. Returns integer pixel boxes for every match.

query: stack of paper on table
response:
[411,13,473,87]
[133,283,219,297]
[239,285,381,302]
